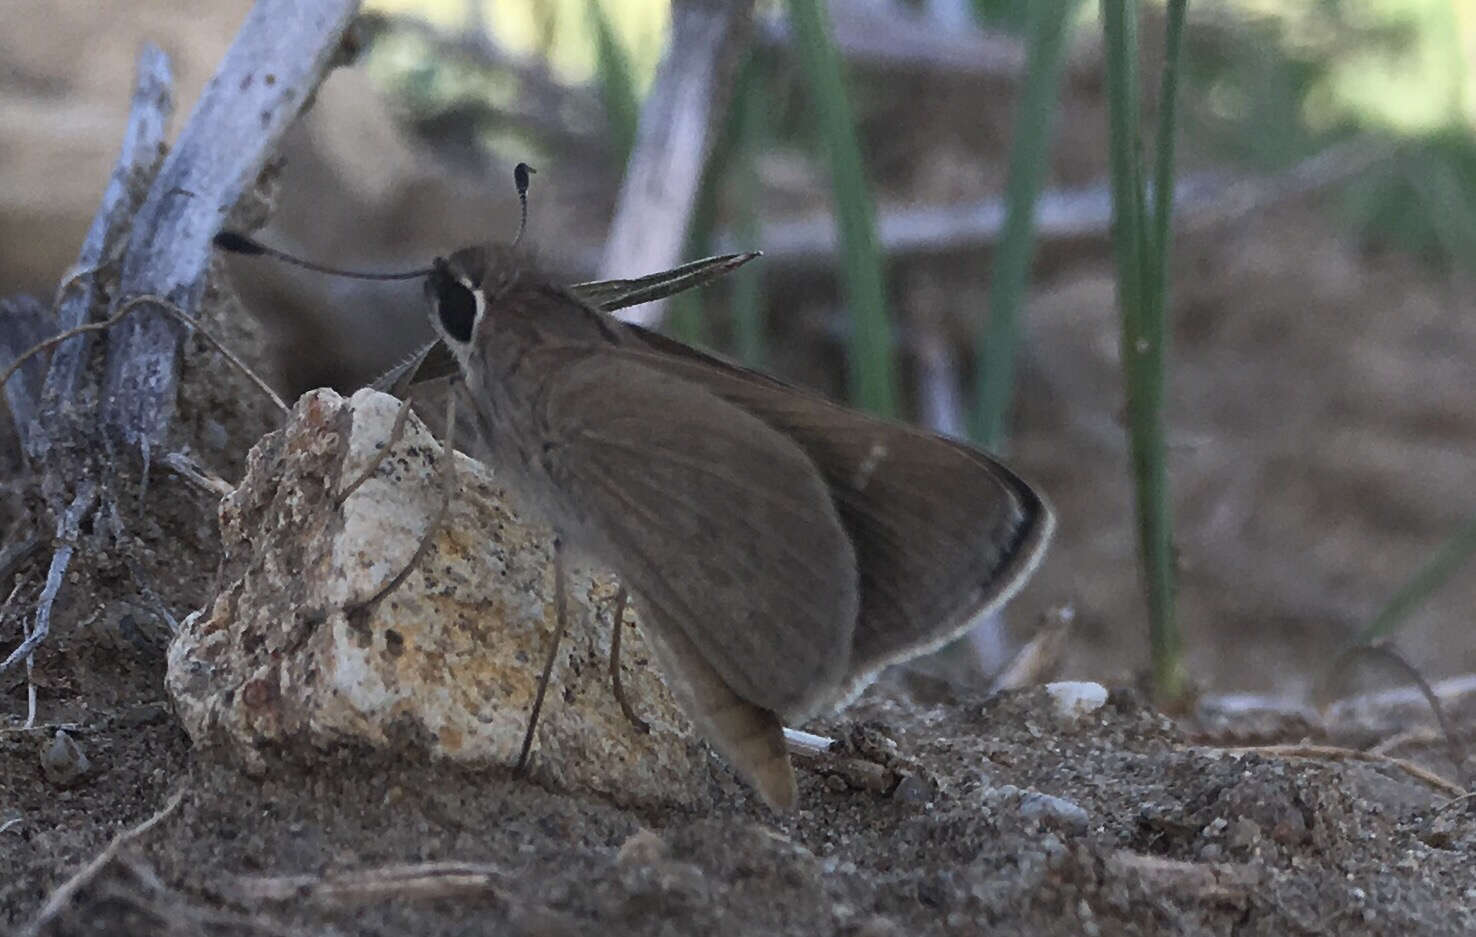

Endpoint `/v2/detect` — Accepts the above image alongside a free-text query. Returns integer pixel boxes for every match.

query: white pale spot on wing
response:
[851,439,889,492]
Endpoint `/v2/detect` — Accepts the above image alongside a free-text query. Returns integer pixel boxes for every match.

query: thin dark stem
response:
[347,388,457,615]
[518,539,571,772]
[0,295,289,417]
[608,587,650,734]
[337,395,416,504]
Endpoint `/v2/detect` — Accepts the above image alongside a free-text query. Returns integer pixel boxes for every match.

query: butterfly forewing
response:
[533,352,861,717]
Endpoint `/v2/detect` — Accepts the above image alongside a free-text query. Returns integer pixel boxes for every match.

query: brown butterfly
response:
[215,165,1053,809]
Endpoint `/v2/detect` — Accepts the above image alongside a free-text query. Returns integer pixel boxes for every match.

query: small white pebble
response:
[1045,681,1108,719]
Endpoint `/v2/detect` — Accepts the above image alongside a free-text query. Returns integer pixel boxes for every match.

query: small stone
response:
[1045,681,1108,720]
[893,773,932,804]
[1077,898,1101,937]
[40,730,90,787]
[1017,791,1090,834]
[1227,817,1262,850]
[1268,807,1308,846]
[853,915,902,937]
[616,828,668,867]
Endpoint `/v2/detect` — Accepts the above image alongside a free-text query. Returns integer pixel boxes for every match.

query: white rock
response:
[167,388,710,805]
[1044,681,1108,720]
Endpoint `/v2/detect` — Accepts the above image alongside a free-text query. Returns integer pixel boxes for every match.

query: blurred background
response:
[3,0,1473,706]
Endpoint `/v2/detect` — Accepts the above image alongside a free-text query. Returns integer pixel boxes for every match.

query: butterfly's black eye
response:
[438,282,477,343]
[429,262,478,344]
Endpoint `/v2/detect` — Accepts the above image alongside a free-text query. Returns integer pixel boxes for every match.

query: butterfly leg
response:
[608,587,651,734]
[517,536,571,773]
[335,394,416,505]
[345,389,457,618]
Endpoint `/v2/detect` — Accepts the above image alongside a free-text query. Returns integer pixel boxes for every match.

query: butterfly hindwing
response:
[615,325,1054,709]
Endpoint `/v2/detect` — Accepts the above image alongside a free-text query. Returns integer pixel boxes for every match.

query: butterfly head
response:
[427,244,523,354]
[425,251,484,349]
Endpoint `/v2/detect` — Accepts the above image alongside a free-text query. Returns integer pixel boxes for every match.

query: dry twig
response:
[0,481,97,677]
[0,297,57,457]
[755,0,1026,77]
[24,788,186,936]
[102,0,359,456]
[710,141,1390,272]
[1,2,358,687]
[35,49,173,460]
[783,727,898,793]
[1217,743,1466,798]
[0,582,34,725]
[1321,642,1470,787]
[1,296,288,417]
[237,861,515,906]
[600,0,758,327]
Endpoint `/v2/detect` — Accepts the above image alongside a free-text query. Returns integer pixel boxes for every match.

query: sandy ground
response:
[3,660,1474,935]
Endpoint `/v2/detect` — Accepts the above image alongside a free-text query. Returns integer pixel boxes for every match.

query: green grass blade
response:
[1148,0,1187,294]
[586,0,639,168]
[975,0,1078,451]
[785,0,897,416]
[730,59,769,367]
[1357,511,1476,646]
[667,177,717,347]
[1103,0,1184,703]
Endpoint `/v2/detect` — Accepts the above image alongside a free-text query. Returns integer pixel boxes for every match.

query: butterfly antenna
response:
[511,162,536,249]
[211,231,433,281]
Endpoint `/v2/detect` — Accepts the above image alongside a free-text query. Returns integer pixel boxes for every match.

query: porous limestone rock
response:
[166,388,711,804]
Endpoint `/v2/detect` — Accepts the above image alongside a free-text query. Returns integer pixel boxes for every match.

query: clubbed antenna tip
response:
[212,231,267,255]
[512,162,537,248]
